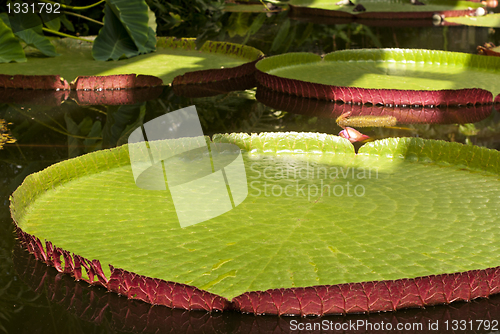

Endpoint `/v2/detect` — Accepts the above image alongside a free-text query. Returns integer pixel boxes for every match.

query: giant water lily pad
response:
[445,13,500,27]
[0,37,263,85]
[288,0,482,18]
[255,49,500,105]
[11,132,500,315]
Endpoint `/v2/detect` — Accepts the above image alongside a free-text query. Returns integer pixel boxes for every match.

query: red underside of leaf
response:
[0,89,69,106]
[70,74,163,90]
[172,76,257,98]
[256,71,493,106]
[256,87,493,124]
[14,225,500,316]
[289,4,477,19]
[0,74,70,90]
[172,59,260,86]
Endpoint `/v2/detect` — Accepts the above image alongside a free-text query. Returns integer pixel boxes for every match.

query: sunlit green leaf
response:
[5,13,59,57]
[1,37,263,84]
[11,134,500,299]
[445,13,500,27]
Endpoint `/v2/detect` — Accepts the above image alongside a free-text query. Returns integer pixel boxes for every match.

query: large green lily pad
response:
[0,37,263,84]
[11,132,500,304]
[445,13,500,27]
[255,49,500,103]
[289,0,483,16]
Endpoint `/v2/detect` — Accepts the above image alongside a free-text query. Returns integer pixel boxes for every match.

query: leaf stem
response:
[12,106,101,140]
[38,0,105,11]
[41,28,94,43]
[62,11,104,26]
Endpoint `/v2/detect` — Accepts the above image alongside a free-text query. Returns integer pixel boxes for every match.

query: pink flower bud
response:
[338,127,370,143]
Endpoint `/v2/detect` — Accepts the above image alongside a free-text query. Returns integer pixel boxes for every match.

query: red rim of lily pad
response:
[70,74,163,91]
[0,74,70,90]
[289,4,478,19]
[13,218,500,316]
[172,58,262,86]
[256,86,494,124]
[172,75,257,98]
[0,74,163,91]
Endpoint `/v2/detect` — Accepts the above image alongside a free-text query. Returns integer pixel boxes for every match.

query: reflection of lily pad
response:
[256,87,494,124]
[11,132,500,315]
[289,0,482,18]
[0,37,263,85]
[0,86,164,105]
[256,49,500,105]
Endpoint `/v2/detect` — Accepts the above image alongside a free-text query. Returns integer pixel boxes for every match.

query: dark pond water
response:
[2,7,500,334]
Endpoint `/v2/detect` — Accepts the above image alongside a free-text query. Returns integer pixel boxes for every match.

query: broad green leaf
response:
[42,17,61,32]
[0,17,26,63]
[288,0,483,14]
[40,10,62,31]
[60,15,75,32]
[107,0,153,53]
[0,37,263,84]
[445,13,500,27]
[5,13,59,57]
[92,3,141,61]
[11,133,500,299]
[256,49,500,97]
[148,6,157,33]
[92,0,155,60]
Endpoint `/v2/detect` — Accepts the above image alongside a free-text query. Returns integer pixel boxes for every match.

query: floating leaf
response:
[255,49,500,105]
[10,133,500,315]
[70,74,162,90]
[0,37,263,85]
[288,0,483,19]
[172,76,257,98]
[0,74,69,90]
[445,13,500,27]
